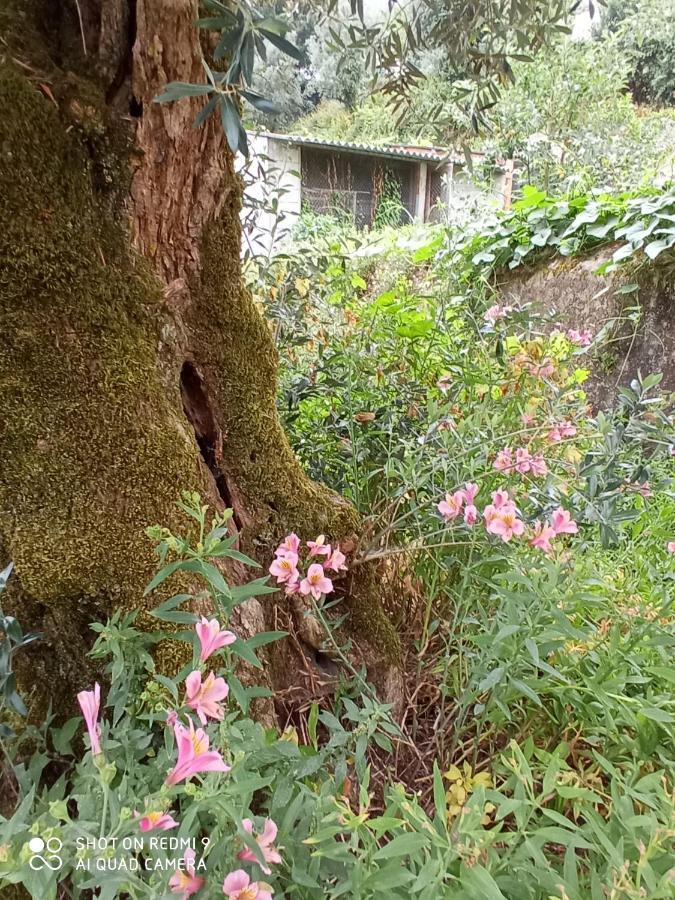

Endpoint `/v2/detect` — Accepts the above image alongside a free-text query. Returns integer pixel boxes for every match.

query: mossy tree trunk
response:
[0,0,401,720]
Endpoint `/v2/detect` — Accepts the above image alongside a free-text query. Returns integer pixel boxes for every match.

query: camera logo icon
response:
[27,836,63,871]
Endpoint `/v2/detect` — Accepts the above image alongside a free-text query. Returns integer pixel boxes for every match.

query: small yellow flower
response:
[294,277,310,297]
[564,446,582,464]
[444,762,493,820]
[480,802,496,826]
[280,726,299,745]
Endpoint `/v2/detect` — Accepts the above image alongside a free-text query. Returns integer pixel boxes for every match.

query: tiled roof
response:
[258,131,482,165]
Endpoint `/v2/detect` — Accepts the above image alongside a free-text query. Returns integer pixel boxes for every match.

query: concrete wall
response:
[498,249,675,407]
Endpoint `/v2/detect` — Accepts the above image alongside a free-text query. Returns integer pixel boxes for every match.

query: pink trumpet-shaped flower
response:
[567,328,593,346]
[464,504,478,525]
[667,541,675,553]
[166,709,179,728]
[196,616,236,662]
[223,870,273,900]
[275,533,300,557]
[492,489,511,508]
[166,720,230,785]
[307,535,331,557]
[185,671,229,725]
[237,818,282,874]
[547,422,577,443]
[528,358,555,378]
[169,848,205,898]
[486,507,524,542]
[269,554,299,584]
[461,482,479,505]
[325,548,347,572]
[484,304,510,324]
[299,563,333,599]
[137,810,179,832]
[436,373,453,393]
[77,683,102,756]
[550,507,578,536]
[284,578,301,595]
[483,488,513,527]
[493,448,514,472]
[530,521,556,554]
[529,454,548,477]
[515,447,532,474]
[438,490,464,521]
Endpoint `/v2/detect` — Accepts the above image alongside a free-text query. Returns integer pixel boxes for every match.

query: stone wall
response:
[497,248,675,407]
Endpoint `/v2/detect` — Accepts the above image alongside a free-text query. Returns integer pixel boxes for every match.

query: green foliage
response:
[483,34,675,194]
[462,185,675,273]
[155,2,302,153]
[4,191,675,895]
[252,194,675,894]
[0,563,40,738]
[373,171,406,229]
[156,0,575,154]
[600,0,675,106]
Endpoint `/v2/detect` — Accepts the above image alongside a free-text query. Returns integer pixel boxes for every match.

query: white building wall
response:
[239,134,301,258]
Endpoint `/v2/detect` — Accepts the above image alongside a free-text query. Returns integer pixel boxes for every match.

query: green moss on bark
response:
[0,65,200,710]
[189,194,360,539]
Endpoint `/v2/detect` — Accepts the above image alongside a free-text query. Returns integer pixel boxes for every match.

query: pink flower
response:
[464,504,478,525]
[77,683,102,757]
[169,848,205,898]
[223,870,273,900]
[485,506,524,542]
[284,578,301,595]
[436,374,453,393]
[515,447,532,474]
[137,810,179,832]
[492,489,511,509]
[185,671,229,725]
[493,448,514,472]
[567,328,592,346]
[483,490,514,527]
[237,818,282,874]
[667,542,675,553]
[307,535,331,557]
[521,412,536,426]
[299,563,333,599]
[269,554,299,584]
[530,521,556,554]
[550,507,578,536]
[166,709,178,728]
[529,454,548,477]
[462,482,479,505]
[166,720,230,785]
[275,533,300,557]
[548,421,577,443]
[438,491,464,521]
[196,616,236,662]
[529,358,555,378]
[484,304,509,324]
[325,548,347,572]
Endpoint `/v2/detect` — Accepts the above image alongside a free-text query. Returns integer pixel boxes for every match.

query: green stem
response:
[99,780,109,840]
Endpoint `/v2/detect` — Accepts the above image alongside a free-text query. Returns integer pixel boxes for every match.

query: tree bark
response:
[0,0,401,720]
